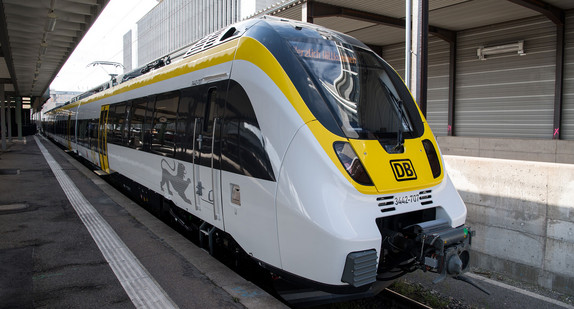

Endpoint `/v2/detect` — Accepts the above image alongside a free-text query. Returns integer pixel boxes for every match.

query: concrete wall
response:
[442,150,574,295]
[438,136,574,164]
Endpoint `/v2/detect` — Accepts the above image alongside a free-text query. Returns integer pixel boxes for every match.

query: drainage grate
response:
[0,169,20,175]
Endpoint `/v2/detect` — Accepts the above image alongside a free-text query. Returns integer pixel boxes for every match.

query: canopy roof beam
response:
[308,1,456,44]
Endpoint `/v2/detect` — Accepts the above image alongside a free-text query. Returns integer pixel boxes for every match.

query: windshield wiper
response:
[392,98,405,152]
[382,83,405,152]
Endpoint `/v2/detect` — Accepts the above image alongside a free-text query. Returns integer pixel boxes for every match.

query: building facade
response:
[130,0,240,67]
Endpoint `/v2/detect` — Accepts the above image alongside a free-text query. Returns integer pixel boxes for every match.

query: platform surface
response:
[0,135,284,309]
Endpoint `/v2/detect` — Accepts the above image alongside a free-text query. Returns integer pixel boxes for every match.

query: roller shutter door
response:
[455,16,556,138]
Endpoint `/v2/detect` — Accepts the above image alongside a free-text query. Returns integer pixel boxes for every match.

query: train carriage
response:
[43,16,480,304]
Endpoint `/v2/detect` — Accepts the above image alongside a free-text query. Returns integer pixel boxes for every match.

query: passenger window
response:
[106,104,118,145]
[128,99,147,150]
[78,120,88,147]
[221,89,241,175]
[203,88,217,133]
[223,81,275,181]
[152,92,179,156]
[175,88,193,161]
[113,103,127,145]
[142,97,155,151]
[121,102,132,146]
[89,118,99,150]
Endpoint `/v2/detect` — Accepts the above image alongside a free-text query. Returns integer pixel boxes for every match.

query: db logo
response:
[390,159,417,181]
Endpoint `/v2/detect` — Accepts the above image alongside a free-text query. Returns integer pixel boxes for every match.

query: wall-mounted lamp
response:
[477,40,525,60]
[46,10,57,32]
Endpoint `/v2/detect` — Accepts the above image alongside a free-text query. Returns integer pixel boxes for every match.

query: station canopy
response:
[0,0,109,110]
[258,0,574,47]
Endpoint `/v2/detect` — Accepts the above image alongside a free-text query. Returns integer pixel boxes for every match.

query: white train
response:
[43,16,479,304]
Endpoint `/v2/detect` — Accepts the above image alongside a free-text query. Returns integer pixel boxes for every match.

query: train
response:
[42,16,480,305]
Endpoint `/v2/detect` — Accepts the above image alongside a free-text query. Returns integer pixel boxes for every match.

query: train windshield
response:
[289,39,422,142]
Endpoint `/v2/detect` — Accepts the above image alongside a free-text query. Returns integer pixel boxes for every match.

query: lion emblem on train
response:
[160,159,192,204]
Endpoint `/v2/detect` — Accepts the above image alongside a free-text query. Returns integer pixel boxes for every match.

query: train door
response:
[98,105,110,173]
[194,87,224,228]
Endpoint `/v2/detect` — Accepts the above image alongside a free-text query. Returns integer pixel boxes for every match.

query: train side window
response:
[114,103,128,145]
[152,91,179,156]
[175,88,193,161]
[106,104,118,145]
[78,119,88,147]
[121,101,132,147]
[224,80,275,181]
[142,96,155,151]
[69,116,76,142]
[203,87,217,133]
[221,98,241,175]
[129,98,147,150]
[89,118,99,150]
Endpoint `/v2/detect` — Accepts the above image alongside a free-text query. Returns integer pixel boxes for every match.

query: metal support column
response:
[553,23,564,139]
[7,95,12,140]
[448,40,457,136]
[405,0,412,89]
[303,0,314,23]
[16,96,22,140]
[1,84,5,151]
[412,0,429,117]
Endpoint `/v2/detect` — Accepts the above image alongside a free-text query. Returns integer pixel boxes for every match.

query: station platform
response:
[1,135,572,309]
[0,135,285,309]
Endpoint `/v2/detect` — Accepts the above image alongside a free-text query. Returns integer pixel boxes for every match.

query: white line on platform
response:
[467,273,574,309]
[35,136,178,309]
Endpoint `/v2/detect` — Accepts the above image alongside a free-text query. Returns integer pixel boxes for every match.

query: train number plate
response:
[394,193,419,205]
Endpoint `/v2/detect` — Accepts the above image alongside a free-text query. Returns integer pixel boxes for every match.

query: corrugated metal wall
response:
[384,15,562,139]
[455,16,556,138]
[136,0,239,66]
[383,36,450,136]
[563,11,574,140]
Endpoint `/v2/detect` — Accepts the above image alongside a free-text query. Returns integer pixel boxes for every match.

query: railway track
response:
[380,288,433,309]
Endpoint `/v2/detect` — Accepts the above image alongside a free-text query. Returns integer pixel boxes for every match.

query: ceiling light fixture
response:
[46,10,57,32]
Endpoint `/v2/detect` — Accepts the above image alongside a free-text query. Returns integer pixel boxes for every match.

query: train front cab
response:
[243,18,475,297]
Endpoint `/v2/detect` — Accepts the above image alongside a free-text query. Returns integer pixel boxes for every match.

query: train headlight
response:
[334,142,374,186]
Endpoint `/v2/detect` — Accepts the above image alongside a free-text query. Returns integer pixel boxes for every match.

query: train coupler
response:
[380,218,490,294]
[407,218,490,295]
[408,219,472,281]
